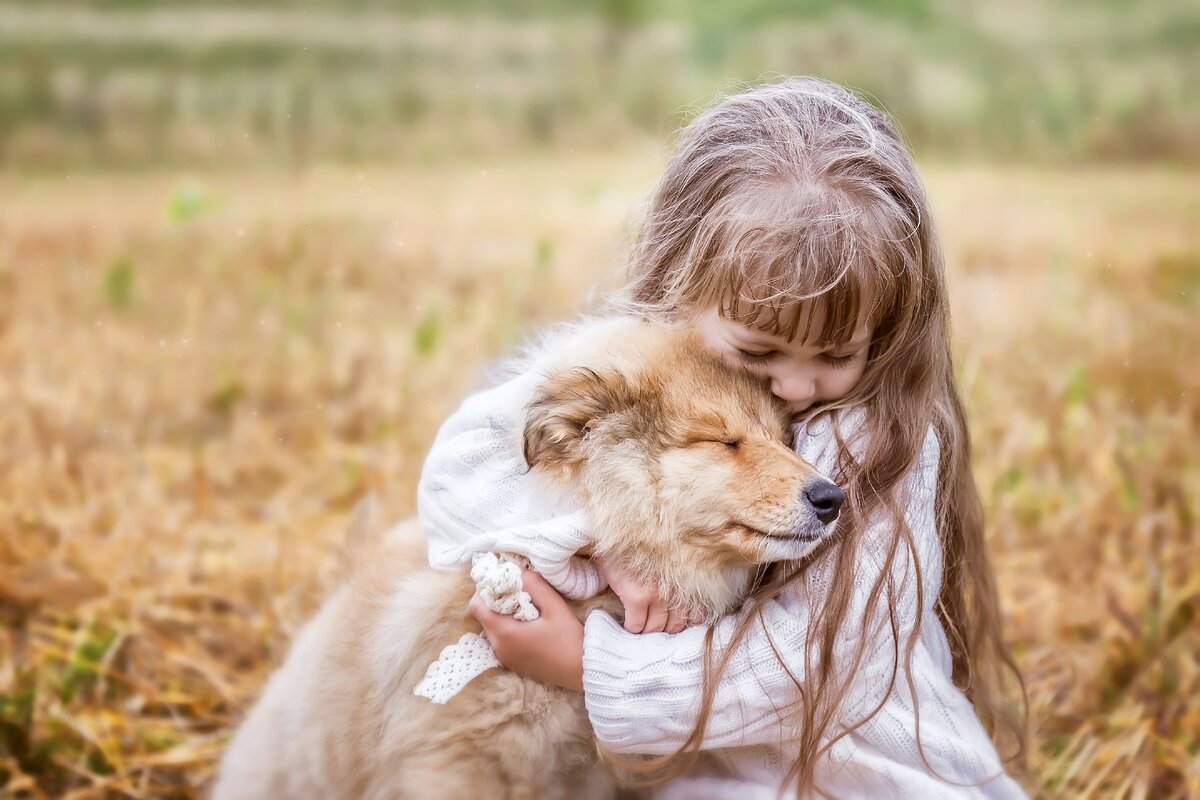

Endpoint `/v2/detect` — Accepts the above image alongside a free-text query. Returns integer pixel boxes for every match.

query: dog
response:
[211,317,844,800]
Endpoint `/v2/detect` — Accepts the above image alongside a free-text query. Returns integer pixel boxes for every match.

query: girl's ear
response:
[523,366,631,471]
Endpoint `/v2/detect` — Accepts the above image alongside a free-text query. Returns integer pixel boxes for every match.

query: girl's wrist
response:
[560,639,585,693]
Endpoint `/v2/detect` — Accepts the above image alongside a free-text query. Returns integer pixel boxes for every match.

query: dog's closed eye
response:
[682,437,742,451]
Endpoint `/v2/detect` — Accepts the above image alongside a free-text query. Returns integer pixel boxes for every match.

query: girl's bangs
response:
[700,194,901,345]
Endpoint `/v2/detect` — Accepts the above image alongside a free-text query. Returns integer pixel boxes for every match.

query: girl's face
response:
[693,305,872,419]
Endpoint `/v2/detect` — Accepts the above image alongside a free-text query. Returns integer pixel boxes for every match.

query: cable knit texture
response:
[416,317,1026,799]
[418,394,601,597]
[418,322,611,600]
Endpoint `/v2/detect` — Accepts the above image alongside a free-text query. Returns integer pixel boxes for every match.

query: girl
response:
[418,77,1026,798]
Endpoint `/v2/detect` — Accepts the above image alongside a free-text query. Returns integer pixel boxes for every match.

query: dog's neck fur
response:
[581,472,757,624]
[524,457,756,623]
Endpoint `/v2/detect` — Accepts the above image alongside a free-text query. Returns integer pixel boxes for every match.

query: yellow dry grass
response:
[0,152,1197,798]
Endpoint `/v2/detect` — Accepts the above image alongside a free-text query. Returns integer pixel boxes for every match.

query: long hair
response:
[611,76,1026,795]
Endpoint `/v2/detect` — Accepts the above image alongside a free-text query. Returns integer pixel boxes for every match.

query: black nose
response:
[805,480,845,525]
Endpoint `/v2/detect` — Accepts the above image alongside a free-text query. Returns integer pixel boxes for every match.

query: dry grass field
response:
[1,152,1197,798]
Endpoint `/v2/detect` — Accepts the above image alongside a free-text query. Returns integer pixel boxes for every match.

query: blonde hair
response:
[612,76,1026,795]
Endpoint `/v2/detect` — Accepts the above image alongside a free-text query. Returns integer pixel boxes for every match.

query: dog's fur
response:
[212,318,840,800]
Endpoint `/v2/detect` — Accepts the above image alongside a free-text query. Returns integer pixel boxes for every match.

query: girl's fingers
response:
[664,610,687,634]
[467,591,490,622]
[519,569,565,615]
[622,598,649,634]
[519,568,553,593]
[644,602,670,634]
[470,593,518,627]
[468,592,487,623]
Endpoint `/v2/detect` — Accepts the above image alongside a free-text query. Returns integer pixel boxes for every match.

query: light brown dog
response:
[211,318,844,800]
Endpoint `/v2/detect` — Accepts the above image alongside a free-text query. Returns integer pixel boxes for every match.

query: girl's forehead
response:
[721,295,871,346]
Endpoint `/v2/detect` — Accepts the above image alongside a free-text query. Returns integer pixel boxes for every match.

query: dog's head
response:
[522,321,843,618]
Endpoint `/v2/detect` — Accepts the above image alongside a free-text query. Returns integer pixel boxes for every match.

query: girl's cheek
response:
[835,363,868,398]
[812,366,851,404]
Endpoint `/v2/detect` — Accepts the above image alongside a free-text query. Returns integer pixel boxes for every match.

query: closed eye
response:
[735,348,775,365]
[819,352,859,369]
[682,437,743,451]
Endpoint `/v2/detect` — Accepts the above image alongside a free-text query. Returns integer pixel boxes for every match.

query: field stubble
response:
[0,153,1197,798]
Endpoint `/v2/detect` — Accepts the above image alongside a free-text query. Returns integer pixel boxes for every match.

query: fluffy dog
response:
[212,317,844,800]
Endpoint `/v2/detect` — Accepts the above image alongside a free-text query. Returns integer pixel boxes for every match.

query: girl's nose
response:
[770,372,816,408]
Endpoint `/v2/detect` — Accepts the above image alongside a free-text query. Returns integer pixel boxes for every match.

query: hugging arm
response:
[417,370,606,600]
[582,430,943,753]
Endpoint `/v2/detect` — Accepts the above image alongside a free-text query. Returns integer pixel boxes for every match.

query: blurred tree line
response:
[1,0,1197,169]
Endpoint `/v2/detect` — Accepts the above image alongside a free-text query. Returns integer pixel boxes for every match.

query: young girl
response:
[418,77,1026,798]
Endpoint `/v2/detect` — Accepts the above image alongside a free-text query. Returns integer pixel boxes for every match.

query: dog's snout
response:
[804,480,845,525]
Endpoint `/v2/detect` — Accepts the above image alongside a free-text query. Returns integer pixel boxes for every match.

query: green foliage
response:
[166,182,214,223]
[1,0,1197,169]
[534,236,554,276]
[0,681,36,757]
[1065,365,1093,406]
[992,465,1025,495]
[413,308,439,356]
[59,622,120,704]
[103,258,135,309]
[0,677,61,786]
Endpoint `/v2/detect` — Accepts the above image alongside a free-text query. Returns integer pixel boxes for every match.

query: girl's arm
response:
[475,424,944,750]
[580,427,943,752]
[417,368,606,600]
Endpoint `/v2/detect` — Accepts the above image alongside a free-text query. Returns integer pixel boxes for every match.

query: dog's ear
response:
[523,366,631,471]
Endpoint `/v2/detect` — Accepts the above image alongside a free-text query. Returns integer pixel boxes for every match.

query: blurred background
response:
[0,1,1197,797]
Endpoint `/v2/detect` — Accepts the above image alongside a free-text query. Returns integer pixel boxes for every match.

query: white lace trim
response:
[413,552,537,704]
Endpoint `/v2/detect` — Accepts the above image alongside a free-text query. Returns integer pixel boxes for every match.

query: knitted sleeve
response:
[581,422,943,753]
[416,365,607,601]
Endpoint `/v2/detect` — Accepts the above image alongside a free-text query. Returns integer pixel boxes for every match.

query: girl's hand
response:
[468,569,584,693]
[593,552,694,634]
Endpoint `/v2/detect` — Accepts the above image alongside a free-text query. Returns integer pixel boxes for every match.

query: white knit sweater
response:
[417,318,1026,799]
